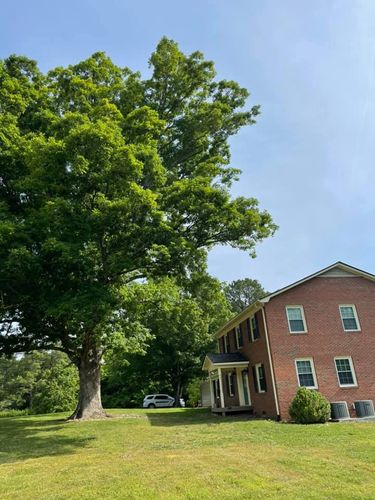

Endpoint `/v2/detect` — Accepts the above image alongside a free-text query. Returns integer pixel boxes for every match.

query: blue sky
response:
[2,0,375,292]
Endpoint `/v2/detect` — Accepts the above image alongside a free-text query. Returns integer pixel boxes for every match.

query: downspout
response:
[261,307,280,419]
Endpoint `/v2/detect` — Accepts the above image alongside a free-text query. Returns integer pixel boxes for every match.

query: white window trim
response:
[227,372,235,397]
[294,357,318,389]
[235,325,242,349]
[339,304,361,332]
[250,315,259,342]
[255,363,266,393]
[286,306,307,333]
[334,356,358,388]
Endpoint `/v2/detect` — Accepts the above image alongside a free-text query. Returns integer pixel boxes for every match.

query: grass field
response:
[0,408,374,499]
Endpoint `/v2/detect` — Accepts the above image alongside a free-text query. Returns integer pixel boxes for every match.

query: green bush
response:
[289,387,331,424]
[0,409,31,418]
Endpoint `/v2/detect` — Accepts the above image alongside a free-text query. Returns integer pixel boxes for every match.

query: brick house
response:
[202,262,375,420]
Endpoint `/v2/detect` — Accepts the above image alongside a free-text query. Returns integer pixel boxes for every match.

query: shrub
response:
[289,387,331,424]
[0,409,31,418]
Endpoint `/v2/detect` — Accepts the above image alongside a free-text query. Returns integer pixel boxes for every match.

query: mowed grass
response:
[0,409,374,499]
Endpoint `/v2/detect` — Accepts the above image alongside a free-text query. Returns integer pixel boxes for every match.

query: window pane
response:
[289,319,305,332]
[258,365,267,392]
[296,360,312,373]
[251,315,260,339]
[298,373,315,386]
[236,326,243,348]
[288,308,303,320]
[343,318,358,330]
[340,306,355,319]
[338,371,354,385]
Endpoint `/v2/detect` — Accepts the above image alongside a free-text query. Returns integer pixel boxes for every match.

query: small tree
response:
[289,387,331,424]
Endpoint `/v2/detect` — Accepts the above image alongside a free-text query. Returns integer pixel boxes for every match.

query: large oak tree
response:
[0,39,276,419]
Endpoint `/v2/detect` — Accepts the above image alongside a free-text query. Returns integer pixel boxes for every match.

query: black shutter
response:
[261,364,267,392]
[252,366,259,393]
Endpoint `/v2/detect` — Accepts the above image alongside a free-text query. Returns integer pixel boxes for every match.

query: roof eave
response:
[215,300,264,339]
[261,261,375,302]
[202,360,249,371]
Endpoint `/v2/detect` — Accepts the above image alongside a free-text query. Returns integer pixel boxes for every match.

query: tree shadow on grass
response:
[145,408,255,427]
[0,416,95,465]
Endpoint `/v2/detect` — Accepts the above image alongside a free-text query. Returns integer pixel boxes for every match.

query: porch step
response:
[211,406,253,416]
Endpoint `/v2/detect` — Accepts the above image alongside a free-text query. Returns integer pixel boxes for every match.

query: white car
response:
[143,394,175,408]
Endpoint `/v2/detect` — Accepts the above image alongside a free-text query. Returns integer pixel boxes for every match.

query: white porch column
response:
[208,371,215,408]
[236,368,245,406]
[218,367,225,409]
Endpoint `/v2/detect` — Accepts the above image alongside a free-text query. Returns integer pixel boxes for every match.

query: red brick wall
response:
[265,276,375,420]
[240,312,278,418]
[219,313,278,418]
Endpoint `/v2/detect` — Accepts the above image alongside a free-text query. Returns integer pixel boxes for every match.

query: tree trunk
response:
[69,335,107,420]
[174,382,181,407]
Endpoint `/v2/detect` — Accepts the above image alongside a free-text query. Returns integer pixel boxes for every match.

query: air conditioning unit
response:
[331,401,350,420]
[354,400,375,418]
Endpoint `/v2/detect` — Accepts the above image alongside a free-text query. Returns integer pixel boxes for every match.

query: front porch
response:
[202,353,252,416]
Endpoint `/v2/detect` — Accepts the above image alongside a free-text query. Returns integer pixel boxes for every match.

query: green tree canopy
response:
[0,351,78,413]
[0,38,276,419]
[223,278,267,313]
[102,270,232,407]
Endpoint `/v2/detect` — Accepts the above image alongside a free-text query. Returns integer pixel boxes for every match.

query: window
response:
[334,357,357,387]
[295,358,317,388]
[339,305,360,331]
[286,306,307,333]
[235,325,243,349]
[250,314,260,341]
[227,373,235,396]
[253,364,267,393]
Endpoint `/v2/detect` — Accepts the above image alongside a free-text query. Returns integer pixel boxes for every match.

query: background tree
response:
[0,351,78,413]
[0,39,276,419]
[223,278,267,313]
[102,270,231,407]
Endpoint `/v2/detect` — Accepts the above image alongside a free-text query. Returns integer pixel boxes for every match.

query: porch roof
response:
[202,352,249,371]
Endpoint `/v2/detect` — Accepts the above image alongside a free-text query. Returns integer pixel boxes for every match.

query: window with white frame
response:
[254,363,267,392]
[286,306,307,333]
[235,325,243,349]
[334,357,357,387]
[227,372,235,396]
[339,305,360,331]
[295,358,317,388]
[250,314,260,341]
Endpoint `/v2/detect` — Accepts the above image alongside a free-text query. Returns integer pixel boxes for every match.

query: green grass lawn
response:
[0,409,374,499]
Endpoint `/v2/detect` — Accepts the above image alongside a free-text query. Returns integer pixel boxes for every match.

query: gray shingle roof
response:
[206,352,248,364]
